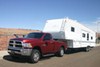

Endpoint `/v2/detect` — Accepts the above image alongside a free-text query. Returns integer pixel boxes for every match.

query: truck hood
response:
[10,38,40,43]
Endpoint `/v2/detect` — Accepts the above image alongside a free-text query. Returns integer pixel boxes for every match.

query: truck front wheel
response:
[57,47,64,57]
[30,49,40,63]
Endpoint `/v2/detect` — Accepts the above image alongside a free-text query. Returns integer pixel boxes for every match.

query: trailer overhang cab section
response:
[43,18,96,50]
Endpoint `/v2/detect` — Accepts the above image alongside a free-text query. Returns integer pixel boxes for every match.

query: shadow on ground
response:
[65,48,85,54]
[3,49,85,63]
[3,55,54,64]
[3,55,30,63]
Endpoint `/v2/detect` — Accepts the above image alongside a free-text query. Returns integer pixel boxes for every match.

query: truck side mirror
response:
[23,35,25,37]
[14,34,19,38]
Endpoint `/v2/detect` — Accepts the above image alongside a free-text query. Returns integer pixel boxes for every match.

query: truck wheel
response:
[30,49,40,63]
[85,46,91,52]
[58,47,64,57]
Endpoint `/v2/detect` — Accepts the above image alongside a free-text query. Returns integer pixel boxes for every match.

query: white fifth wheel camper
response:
[43,18,96,52]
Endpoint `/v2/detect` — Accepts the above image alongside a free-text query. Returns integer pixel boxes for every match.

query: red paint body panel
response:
[11,32,67,54]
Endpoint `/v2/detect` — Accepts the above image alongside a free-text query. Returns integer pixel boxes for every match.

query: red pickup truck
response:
[8,32,67,63]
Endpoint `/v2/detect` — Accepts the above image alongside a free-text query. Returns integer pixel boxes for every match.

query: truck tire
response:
[85,46,91,52]
[30,49,40,63]
[57,47,64,57]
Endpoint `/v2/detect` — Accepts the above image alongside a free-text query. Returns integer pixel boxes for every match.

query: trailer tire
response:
[30,49,40,63]
[57,47,64,57]
[85,46,91,52]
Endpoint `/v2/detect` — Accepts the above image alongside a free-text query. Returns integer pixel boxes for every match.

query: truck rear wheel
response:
[30,49,40,63]
[57,47,64,57]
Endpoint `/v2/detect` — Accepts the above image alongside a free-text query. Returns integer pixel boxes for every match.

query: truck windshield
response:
[24,33,44,39]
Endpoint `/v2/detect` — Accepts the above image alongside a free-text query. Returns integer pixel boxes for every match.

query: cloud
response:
[81,17,100,33]
[85,24,97,32]
[83,23,96,32]
[94,17,100,24]
[97,17,100,20]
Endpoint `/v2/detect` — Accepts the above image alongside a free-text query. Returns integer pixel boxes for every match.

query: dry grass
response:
[0,28,40,50]
[0,28,40,34]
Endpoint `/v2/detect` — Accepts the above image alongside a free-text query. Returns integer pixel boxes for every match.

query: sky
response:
[0,0,100,32]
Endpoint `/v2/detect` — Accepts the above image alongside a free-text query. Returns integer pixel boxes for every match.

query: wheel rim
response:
[60,48,64,56]
[33,52,40,62]
[86,47,90,52]
[86,48,89,51]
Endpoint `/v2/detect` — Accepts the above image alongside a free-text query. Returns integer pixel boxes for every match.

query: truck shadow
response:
[3,49,85,63]
[3,55,54,64]
[3,55,30,63]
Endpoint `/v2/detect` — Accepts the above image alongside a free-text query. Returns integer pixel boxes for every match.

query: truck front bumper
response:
[8,47,32,56]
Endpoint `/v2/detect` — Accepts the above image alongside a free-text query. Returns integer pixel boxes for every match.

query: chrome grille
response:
[9,40,22,48]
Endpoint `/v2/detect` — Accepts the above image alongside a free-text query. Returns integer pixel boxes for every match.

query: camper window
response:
[87,33,89,40]
[91,36,93,40]
[82,33,86,37]
[71,27,75,32]
[43,34,52,40]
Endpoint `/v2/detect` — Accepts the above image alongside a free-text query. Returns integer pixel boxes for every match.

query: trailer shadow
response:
[65,49,85,54]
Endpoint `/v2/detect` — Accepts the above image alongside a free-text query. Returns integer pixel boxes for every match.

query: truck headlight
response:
[22,43,32,48]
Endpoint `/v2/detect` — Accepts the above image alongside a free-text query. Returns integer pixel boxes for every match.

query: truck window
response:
[24,33,44,39]
[43,34,52,40]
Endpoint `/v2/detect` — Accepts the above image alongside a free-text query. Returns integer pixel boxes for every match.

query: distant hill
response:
[0,28,41,50]
[0,28,40,35]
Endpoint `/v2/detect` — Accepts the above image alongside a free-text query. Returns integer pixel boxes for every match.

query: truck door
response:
[42,34,54,54]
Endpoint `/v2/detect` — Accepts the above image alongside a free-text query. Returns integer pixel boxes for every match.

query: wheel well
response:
[87,46,91,48]
[33,46,42,56]
[61,46,65,52]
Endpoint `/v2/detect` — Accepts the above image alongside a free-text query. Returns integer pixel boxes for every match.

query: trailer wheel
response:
[85,46,91,52]
[30,49,40,63]
[57,47,64,57]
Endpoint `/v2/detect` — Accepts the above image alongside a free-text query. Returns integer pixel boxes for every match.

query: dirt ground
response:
[0,46,100,67]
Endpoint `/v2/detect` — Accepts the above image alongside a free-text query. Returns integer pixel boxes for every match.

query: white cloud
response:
[83,23,96,32]
[85,24,97,32]
[97,17,100,20]
[81,17,100,33]
[94,17,100,24]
